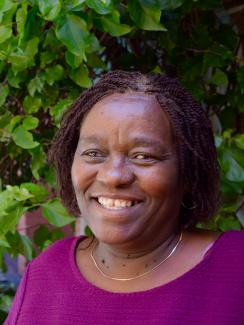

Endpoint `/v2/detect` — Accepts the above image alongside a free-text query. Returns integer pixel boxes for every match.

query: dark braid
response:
[49,70,220,227]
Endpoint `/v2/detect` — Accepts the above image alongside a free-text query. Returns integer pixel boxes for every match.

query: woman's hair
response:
[49,70,220,227]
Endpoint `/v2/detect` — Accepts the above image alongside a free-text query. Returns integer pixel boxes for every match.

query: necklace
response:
[90,231,183,281]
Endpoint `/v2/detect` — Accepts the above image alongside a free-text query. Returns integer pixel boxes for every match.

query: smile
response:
[97,197,139,209]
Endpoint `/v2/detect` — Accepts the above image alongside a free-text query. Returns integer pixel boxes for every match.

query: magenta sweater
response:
[4,230,244,325]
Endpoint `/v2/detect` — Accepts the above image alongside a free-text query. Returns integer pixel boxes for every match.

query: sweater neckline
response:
[69,230,233,296]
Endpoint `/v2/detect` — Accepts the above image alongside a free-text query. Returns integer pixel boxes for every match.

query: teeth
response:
[97,197,137,209]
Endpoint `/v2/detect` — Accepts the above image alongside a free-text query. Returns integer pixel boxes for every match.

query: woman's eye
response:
[134,154,149,160]
[80,150,105,160]
[132,153,156,162]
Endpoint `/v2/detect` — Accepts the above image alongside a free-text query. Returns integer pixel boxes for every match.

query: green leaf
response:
[65,51,83,68]
[20,183,49,203]
[45,64,64,85]
[38,0,62,21]
[22,116,39,130]
[30,146,46,180]
[222,155,244,182]
[237,66,244,94]
[40,51,58,68]
[5,232,34,260]
[0,205,25,235]
[128,0,167,31]
[202,46,232,71]
[64,0,86,11]
[16,2,28,38]
[234,134,244,150]
[0,111,11,129]
[7,69,26,88]
[0,83,9,106]
[69,65,92,88]
[42,198,75,227]
[23,95,42,114]
[28,75,44,96]
[100,17,132,36]
[85,0,113,15]
[209,69,228,86]
[56,14,95,59]
[19,234,34,260]
[0,0,14,15]
[50,98,73,125]
[33,225,51,248]
[12,125,39,149]
[217,216,241,232]
[5,115,22,133]
[9,37,39,74]
[0,25,12,44]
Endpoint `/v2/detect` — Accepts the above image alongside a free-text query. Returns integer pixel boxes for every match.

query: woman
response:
[5,71,244,324]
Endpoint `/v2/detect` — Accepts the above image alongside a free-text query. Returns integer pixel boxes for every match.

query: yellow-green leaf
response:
[12,125,39,149]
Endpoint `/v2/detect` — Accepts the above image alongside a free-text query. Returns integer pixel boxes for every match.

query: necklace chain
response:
[90,231,183,281]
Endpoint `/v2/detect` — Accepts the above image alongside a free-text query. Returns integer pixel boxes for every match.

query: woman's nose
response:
[96,156,135,188]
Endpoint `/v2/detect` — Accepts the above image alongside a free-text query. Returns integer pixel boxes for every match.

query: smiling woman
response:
[5,71,244,325]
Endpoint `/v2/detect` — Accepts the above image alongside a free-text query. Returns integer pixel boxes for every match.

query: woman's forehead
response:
[82,92,170,125]
[79,92,174,147]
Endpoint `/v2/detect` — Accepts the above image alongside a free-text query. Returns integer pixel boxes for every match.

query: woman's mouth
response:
[97,197,139,209]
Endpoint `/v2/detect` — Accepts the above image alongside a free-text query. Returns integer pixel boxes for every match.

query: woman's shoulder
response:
[204,229,244,266]
[220,229,244,245]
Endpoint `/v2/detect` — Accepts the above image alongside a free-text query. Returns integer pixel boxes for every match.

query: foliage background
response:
[0,0,244,320]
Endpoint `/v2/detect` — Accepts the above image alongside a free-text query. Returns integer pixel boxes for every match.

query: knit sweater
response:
[4,230,244,325]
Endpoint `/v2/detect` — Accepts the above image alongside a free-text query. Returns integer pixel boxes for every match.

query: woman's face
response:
[72,93,182,247]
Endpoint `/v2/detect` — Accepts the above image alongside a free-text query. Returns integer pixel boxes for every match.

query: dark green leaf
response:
[45,64,64,85]
[7,69,27,88]
[85,0,113,15]
[237,66,244,94]
[0,83,9,106]
[234,135,244,150]
[33,225,51,248]
[100,17,132,36]
[69,65,92,88]
[50,98,73,125]
[56,14,95,58]
[128,0,167,31]
[65,51,83,68]
[30,146,47,180]
[209,69,228,86]
[40,51,58,68]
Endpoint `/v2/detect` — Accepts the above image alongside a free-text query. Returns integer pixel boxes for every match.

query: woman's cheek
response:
[71,159,97,192]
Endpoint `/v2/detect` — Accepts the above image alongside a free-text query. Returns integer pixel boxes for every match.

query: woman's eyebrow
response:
[79,135,167,149]
[130,136,166,149]
[79,135,105,145]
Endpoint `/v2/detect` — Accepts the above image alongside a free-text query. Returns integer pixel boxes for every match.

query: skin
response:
[72,93,182,251]
[72,92,220,293]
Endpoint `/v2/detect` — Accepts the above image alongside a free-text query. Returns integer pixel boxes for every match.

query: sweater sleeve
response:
[3,262,31,325]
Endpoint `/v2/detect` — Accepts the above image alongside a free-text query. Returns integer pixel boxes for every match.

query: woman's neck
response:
[91,229,182,280]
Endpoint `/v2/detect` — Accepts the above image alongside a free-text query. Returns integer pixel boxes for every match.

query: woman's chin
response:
[92,227,136,246]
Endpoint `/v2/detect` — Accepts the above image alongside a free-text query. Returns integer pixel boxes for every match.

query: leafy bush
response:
[0,0,243,318]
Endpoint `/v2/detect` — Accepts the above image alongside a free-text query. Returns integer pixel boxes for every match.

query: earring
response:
[181,201,196,210]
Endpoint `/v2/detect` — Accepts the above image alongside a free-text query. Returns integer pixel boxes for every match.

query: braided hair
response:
[49,70,220,227]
